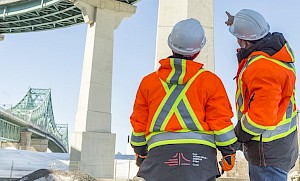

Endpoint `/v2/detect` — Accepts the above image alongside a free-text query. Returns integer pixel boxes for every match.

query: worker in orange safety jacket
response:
[130,18,239,181]
[225,9,298,181]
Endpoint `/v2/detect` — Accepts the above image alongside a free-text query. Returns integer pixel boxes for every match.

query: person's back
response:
[130,18,238,181]
[226,9,298,181]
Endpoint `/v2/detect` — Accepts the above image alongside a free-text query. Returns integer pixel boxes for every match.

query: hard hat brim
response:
[167,34,204,56]
[229,23,270,41]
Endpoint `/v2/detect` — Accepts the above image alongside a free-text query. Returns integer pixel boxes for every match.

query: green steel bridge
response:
[0,88,69,152]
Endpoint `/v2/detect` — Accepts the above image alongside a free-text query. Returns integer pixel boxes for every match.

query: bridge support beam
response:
[19,131,32,150]
[69,0,136,179]
[31,138,49,152]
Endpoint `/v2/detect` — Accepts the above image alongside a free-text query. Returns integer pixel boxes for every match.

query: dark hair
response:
[172,52,190,59]
[248,38,263,44]
[248,32,271,44]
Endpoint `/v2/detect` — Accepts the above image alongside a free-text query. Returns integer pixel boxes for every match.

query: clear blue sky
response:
[0,0,299,154]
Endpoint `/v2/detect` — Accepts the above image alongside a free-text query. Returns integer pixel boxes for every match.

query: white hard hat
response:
[229,9,270,41]
[168,18,206,56]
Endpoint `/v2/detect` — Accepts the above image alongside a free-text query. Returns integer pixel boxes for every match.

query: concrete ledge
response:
[70,0,136,13]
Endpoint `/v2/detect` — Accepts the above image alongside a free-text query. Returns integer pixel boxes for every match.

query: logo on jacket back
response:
[164,152,207,167]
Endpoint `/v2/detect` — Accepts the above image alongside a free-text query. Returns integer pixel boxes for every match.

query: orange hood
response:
[157,58,204,85]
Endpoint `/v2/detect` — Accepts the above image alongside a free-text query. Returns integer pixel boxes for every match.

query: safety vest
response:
[236,54,297,142]
[131,63,237,150]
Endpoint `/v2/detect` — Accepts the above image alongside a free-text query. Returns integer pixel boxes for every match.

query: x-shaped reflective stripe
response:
[150,69,205,132]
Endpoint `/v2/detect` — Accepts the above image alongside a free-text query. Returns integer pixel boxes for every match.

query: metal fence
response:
[69,159,139,180]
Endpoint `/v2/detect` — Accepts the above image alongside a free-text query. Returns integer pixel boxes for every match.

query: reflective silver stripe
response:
[177,100,198,130]
[170,58,183,84]
[215,129,236,143]
[286,100,293,119]
[237,94,243,107]
[131,133,146,143]
[237,110,243,121]
[237,94,243,120]
[147,132,215,146]
[236,58,252,119]
[284,62,296,70]
[261,116,297,138]
[241,115,265,135]
[153,85,185,131]
[286,43,295,59]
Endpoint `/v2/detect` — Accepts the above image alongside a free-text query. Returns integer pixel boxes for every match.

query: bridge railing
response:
[0,107,29,126]
[0,118,20,142]
[0,108,68,152]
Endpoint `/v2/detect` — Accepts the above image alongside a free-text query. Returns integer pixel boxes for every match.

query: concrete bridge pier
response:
[69,0,136,179]
[155,0,214,72]
[31,138,49,152]
[18,131,49,152]
[19,131,32,150]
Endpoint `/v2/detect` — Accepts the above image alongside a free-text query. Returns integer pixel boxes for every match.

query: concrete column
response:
[69,0,136,179]
[31,138,48,152]
[155,0,214,72]
[19,131,32,150]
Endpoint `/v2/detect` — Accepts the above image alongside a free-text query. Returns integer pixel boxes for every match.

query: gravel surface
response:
[16,169,97,181]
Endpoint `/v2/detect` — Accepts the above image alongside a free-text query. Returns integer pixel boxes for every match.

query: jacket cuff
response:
[132,145,147,156]
[217,141,240,156]
[234,121,254,143]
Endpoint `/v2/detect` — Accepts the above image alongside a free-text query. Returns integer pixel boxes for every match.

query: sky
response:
[0,0,300,154]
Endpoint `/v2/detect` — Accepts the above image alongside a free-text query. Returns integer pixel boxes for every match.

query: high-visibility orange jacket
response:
[130,57,237,152]
[234,32,298,171]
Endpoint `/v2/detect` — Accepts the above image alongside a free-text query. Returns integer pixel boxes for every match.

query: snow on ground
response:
[0,148,69,178]
[0,148,139,179]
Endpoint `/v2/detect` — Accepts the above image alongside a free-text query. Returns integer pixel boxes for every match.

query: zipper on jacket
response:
[248,93,255,109]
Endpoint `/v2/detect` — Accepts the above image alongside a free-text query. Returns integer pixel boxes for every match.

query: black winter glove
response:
[135,154,146,167]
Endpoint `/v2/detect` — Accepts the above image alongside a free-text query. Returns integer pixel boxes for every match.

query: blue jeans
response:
[249,164,288,181]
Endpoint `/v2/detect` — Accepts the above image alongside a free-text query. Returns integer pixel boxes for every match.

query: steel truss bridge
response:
[0,88,69,152]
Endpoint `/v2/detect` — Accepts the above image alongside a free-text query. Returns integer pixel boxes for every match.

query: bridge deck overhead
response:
[0,0,139,33]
